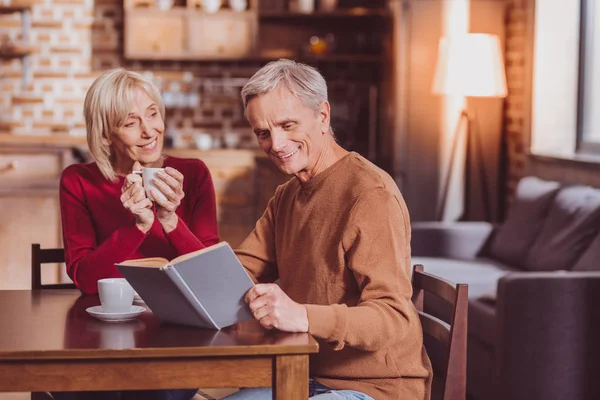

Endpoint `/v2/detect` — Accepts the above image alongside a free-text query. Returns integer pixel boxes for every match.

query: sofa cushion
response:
[524,185,600,271]
[411,256,514,301]
[572,232,600,271]
[488,176,560,267]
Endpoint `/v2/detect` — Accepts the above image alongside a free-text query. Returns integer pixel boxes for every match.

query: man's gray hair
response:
[241,59,328,113]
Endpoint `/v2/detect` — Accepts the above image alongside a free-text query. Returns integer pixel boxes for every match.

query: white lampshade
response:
[432,33,508,98]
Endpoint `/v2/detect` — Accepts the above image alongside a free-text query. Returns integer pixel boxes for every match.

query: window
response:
[578,0,600,153]
[530,0,580,157]
[531,0,600,157]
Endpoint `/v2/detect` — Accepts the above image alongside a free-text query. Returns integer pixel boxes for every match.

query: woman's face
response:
[108,88,165,174]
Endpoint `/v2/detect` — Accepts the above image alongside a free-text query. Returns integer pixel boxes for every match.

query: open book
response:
[115,242,255,329]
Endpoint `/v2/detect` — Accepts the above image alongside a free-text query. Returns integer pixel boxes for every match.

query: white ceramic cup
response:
[229,0,247,11]
[155,0,174,11]
[141,168,168,203]
[223,132,240,149]
[201,0,222,13]
[193,133,213,150]
[97,278,134,313]
[297,0,315,13]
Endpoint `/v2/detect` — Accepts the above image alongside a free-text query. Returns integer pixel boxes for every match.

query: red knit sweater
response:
[59,156,220,294]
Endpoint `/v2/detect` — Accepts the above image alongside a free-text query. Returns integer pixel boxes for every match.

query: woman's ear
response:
[101,133,112,146]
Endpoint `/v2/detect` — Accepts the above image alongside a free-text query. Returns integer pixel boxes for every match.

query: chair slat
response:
[38,248,65,264]
[39,283,76,290]
[31,244,75,290]
[412,270,457,306]
[418,311,451,345]
[411,264,467,400]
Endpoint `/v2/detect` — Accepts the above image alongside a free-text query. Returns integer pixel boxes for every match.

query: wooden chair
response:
[31,243,75,290]
[31,244,74,399]
[411,264,468,400]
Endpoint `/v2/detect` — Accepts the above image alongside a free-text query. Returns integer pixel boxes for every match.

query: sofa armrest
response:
[411,221,495,259]
[495,271,600,400]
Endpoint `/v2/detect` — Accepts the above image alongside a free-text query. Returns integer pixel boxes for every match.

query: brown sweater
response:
[235,152,432,400]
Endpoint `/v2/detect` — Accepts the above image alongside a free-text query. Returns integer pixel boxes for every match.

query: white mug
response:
[229,0,247,11]
[141,168,168,203]
[194,133,213,151]
[155,0,174,11]
[201,0,222,13]
[297,0,315,13]
[98,278,134,313]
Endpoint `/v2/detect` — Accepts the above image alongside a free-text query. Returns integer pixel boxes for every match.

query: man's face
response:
[246,86,330,180]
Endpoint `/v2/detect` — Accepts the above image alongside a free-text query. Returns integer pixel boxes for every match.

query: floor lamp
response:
[432,33,508,221]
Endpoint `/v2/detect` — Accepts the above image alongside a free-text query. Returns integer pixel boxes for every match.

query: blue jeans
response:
[50,389,198,400]
[222,379,375,400]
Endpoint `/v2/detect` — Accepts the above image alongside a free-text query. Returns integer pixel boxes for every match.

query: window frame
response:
[576,0,600,154]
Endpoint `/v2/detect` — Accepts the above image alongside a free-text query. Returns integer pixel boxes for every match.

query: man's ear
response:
[319,101,331,135]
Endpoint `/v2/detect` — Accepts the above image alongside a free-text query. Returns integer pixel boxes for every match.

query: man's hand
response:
[245,284,309,332]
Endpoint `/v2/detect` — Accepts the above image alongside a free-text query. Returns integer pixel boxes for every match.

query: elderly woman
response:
[55,68,217,400]
[60,68,219,295]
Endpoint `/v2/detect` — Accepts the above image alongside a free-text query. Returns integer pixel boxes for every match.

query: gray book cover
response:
[116,242,255,329]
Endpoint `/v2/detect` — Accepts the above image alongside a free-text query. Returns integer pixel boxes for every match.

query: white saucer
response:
[86,305,146,323]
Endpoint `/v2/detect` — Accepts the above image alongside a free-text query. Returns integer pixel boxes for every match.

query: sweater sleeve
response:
[59,165,148,295]
[304,188,421,352]
[165,161,220,254]
[234,189,280,284]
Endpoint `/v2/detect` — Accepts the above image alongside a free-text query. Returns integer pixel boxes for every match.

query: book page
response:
[116,257,170,267]
[170,241,229,265]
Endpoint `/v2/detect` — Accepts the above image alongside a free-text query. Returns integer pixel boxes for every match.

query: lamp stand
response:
[436,107,491,221]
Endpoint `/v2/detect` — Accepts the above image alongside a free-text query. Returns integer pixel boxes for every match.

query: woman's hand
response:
[151,167,185,233]
[121,161,154,233]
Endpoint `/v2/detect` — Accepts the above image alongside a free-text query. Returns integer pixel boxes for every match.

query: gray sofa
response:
[411,176,600,400]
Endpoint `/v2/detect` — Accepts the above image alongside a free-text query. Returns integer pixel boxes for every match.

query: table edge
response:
[0,341,319,360]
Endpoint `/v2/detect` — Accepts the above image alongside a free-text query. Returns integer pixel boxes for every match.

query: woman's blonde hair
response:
[84,68,165,182]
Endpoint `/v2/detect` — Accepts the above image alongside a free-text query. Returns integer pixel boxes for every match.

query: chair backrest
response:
[411,264,468,400]
[31,244,76,290]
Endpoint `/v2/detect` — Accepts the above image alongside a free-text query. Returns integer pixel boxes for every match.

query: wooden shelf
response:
[231,53,386,63]
[124,53,385,63]
[259,7,390,19]
[0,48,32,59]
[294,54,385,63]
[0,5,31,14]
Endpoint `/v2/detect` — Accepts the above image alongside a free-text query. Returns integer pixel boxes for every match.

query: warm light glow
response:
[432,33,508,98]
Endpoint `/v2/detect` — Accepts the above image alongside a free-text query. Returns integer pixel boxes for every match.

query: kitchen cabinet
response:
[123,2,259,60]
[124,12,185,58]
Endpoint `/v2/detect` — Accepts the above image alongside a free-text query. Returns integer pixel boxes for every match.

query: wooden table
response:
[0,290,319,399]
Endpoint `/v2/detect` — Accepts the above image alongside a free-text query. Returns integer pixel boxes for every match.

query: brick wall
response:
[1,0,379,155]
[1,0,95,134]
[502,0,531,211]
[0,0,260,147]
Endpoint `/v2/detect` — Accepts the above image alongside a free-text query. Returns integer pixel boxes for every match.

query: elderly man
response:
[226,59,432,400]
